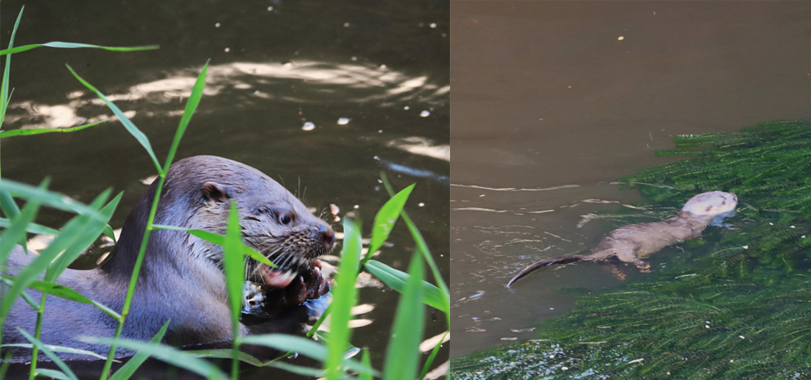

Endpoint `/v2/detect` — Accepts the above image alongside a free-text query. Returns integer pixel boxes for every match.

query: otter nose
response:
[321,225,335,251]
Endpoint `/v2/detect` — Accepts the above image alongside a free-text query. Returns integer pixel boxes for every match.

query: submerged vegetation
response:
[452,120,811,379]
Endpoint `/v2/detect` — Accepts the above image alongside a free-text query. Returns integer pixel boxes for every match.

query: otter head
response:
[131,155,335,290]
[681,191,738,218]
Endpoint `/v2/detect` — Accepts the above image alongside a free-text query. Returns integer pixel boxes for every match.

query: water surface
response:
[1,0,449,377]
[451,0,811,358]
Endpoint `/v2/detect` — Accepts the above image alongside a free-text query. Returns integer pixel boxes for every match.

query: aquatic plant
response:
[452,119,811,379]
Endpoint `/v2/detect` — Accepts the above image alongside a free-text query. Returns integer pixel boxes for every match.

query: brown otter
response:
[507,191,738,287]
[2,155,335,360]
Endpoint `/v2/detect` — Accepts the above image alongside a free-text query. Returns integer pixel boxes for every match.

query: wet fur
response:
[2,156,333,360]
[507,191,737,287]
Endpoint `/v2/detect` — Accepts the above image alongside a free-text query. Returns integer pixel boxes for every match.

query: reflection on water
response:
[2,0,448,377]
[377,158,449,183]
[387,136,450,161]
[7,60,449,131]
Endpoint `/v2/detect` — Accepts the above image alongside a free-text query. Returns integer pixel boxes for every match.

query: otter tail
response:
[506,255,587,287]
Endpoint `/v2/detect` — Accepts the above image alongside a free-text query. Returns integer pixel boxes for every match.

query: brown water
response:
[1,0,448,377]
[450,1,811,357]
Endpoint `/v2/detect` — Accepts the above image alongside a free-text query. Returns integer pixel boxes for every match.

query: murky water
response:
[451,1,811,358]
[1,0,448,377]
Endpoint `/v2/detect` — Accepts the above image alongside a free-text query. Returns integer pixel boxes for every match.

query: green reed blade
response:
[221,201,244,379]
[81,336,228,380]
[101,61,209,380]
[153,224,273,267]
[0,195,106,320]
[262,361,324,377]
[240,334,329,361]
[239,334,376,376]
[324,218,362,380]
[1,343,109,361]
[359,349,373,380]
[0,42,159,56]
[108,321,169,380]
[163,60,209,171]
[32,369,71,380]
[365,259,447,314]
[64,64,162,174]
[46,192,121,281]
[0,178,104,217]
[0,196,40,264]
[418,331,449,380]
[17,328,78,380]
[0,7,23,127]
[0,277,38,310]
[383,252,424,380]
[0,218,58,235]
[185,349,264,367]
[380,173,450,325]
[363,183,414,264]
[0,120,109,138]
[0,352,10,379]
[0,191,20,219]
[1,277,121,320]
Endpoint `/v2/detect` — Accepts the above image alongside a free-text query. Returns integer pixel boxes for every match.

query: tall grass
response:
[0,6,449,379]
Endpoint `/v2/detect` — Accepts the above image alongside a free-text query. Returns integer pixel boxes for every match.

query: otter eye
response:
[279,213,292,225]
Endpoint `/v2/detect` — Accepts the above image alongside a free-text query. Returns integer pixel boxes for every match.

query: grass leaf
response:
[186,349,264,367]
[360,349,373,380]
[239,334,376,376]
[0,196,40,264]
[153,224,274,267]
[240,334,328,361]
[33,369,72,380]
[17,328,78,380]
[0,218,58,235]
[325,218,362,380]
[163,60,208,170]
[1,343,109,361]
[0,276,38,310]
[46,192,121,281]
[365,259,448,314]
[108,321,169,380]
[0,120,109,138]
[383,252,424,380]
[364,183,415,263]
[263,361,325,377]
[419,331,449,380]
[0,191,20,219]
[81,336,228,380]
[0,178,103,217]
[0,352,10,379]
[222,201,244,379]
[0,7,23,127]
[381,173,450,325]
[0,195,107,319]
[3,277,122,320]
[65,64,162,174]
[0,42,159,56]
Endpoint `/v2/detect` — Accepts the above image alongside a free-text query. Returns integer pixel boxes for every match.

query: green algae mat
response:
[452,120,811,379]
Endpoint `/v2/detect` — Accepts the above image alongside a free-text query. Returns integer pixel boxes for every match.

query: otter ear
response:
[201,182,229,203]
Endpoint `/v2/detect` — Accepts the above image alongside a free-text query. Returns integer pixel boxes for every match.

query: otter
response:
[507,191,737,287]
[2,155,335,360]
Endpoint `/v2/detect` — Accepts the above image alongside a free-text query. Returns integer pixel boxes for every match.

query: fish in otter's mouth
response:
[244,224,336,292]
[255,258,320,289]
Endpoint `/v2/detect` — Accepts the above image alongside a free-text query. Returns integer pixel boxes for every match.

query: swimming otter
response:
[2,155,335,360]
[507,191,737,287]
